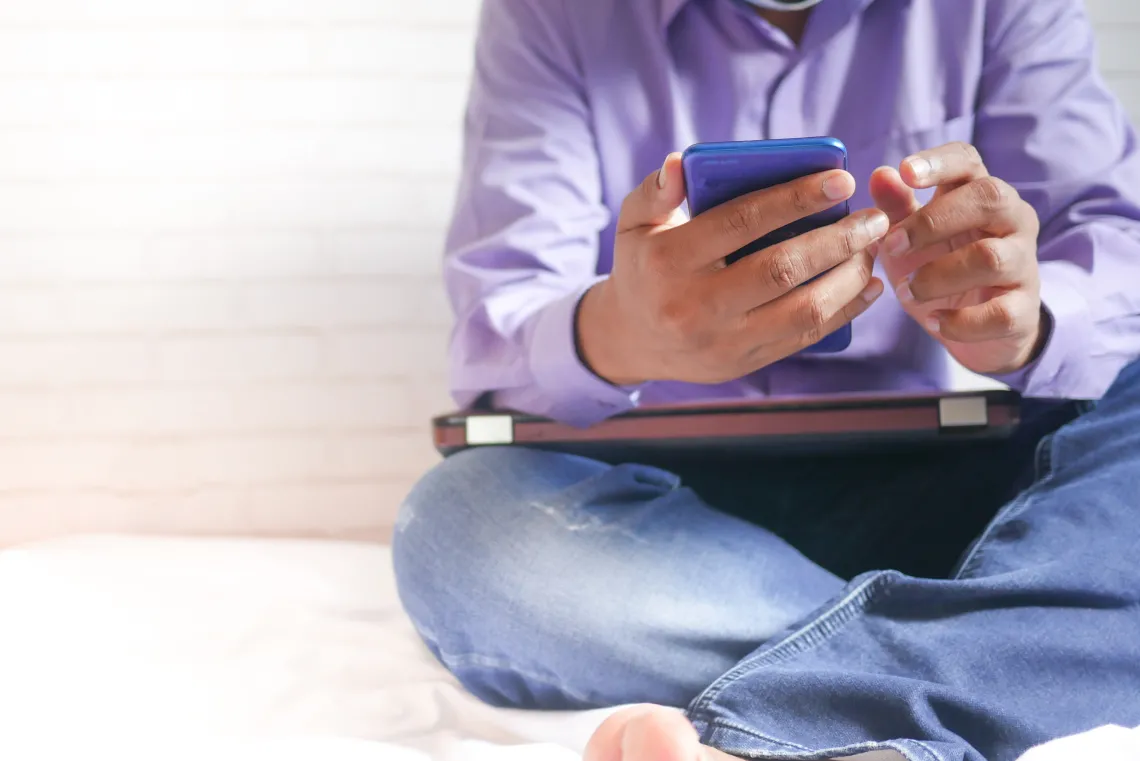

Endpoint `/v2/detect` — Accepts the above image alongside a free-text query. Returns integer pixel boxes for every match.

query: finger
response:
[900,141,989,191]
[616,152,688,233]
[712,208,888,314]
[896,237,1024,305]
[869,165,921,226]
[750,276,883,368]
[879,177,1023,259]
[674,169,855,269]
[927,290,1038,343]
[744,245,882,345]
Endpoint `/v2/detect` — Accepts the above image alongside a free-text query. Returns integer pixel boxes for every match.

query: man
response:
[394,0,1140,758]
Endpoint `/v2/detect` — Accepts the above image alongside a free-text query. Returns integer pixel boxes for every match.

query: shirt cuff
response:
[988,266,1096,399]
[525,278,643,426]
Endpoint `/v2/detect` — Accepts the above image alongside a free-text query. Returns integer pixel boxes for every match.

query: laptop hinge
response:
[465,415,515,446]
[938,396,989,429]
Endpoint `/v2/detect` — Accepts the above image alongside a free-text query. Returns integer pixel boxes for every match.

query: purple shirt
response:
[444,0,1140,426]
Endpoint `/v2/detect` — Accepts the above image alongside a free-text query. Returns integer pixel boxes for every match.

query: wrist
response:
[1029,305,1052,362]
[997,303,1051,374]
[575,281,647,387]
[1014,304,1052,371]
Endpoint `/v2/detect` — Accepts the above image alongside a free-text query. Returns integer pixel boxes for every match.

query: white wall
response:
[1088,0,1140,116]
[0,0,476,543]
[0,1,1135,545]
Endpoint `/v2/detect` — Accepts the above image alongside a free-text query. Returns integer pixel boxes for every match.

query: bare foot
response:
[583,705,739,761]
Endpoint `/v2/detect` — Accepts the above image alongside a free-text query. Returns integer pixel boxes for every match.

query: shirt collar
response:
[659,0,882,33]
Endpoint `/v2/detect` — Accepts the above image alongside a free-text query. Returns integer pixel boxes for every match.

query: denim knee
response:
[391,446,689,707]
[394,448,519,640]
[392,448,617,666]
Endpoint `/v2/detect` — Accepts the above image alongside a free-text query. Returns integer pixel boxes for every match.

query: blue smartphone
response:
[681,137,851,353]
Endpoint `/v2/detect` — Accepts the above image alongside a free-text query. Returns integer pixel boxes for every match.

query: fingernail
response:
[657,162,668,189]
[895,280,913,304]
[906,156,932,181]
[862,279,884,304]
[882,228,910,257]
[823,174,852,201]
[925,316,941,334]
[866,213,889,239]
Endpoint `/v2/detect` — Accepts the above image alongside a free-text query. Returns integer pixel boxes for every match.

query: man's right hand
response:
[577,152,891,386]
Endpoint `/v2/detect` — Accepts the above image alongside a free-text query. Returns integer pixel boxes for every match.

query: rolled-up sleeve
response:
[979,0,1140,398]
[442,0,638,426]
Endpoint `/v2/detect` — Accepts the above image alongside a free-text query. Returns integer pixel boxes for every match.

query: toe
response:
[584,705,741,761]
[583,706,658,761]
[620,707,702,761]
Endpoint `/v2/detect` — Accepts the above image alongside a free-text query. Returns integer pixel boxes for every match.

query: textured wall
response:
[0,1,1134,544]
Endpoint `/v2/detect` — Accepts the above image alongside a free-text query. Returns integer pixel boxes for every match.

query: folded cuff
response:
[989,266,1097,399]
[526,278,643,426]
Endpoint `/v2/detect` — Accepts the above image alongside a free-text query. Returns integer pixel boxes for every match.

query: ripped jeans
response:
[393,360,1140,760]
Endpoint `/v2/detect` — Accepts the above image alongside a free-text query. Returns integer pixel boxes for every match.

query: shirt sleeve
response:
[977,0,1140,399]
[442,0,639,427]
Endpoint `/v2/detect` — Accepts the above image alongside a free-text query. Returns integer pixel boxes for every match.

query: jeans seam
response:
[900,741,946,761]
[950,488,1034,580]
[903,741,947,761]
[952,432,1058,581]
[1035,430,1054,478]
[704,719,946,761]
[709,719,812,751]
[688,571,899,720]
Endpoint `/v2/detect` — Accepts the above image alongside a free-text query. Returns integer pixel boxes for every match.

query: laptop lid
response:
[432,390,1021,459]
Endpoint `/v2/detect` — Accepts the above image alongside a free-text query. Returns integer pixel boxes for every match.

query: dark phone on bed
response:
[681,137,852,353]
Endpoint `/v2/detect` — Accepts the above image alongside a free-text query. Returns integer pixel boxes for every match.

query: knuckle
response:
[627,175,658,212]
[838,300,863,329]
[635,187,657,216]
[643,242,676,276]
[914,206,941,236]
[974,176,1010,212]
[990,302,1019,335]
[701,289,731,322]
[850,251,876,286]
[789,185,812,215]
[974,239,1005,274]
[907,273,929,301]
[657,298,698,339]
[839,218,864,256]
[638,173,656,202]
[766,250,806,291]
[801,322,827,348]
[722,203,760,240]
[956,141,984,168]
[801,293,831,332]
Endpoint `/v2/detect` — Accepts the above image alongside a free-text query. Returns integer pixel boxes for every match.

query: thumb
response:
[869,165,921,226]
[869,165,924,294]
[617,152,687,233]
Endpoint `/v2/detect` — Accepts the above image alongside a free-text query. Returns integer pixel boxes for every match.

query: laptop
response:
[432,390,1022,460]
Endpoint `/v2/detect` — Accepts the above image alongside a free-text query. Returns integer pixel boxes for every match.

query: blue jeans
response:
[393,360,1140,761]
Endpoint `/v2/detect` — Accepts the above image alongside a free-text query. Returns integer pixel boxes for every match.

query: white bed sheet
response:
[0,535,1133,761]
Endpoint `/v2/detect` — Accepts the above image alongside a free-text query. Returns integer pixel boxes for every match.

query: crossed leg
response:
[584,360,1140,761]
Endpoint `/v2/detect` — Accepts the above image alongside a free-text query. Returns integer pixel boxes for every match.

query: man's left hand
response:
[869,142,1047,375]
